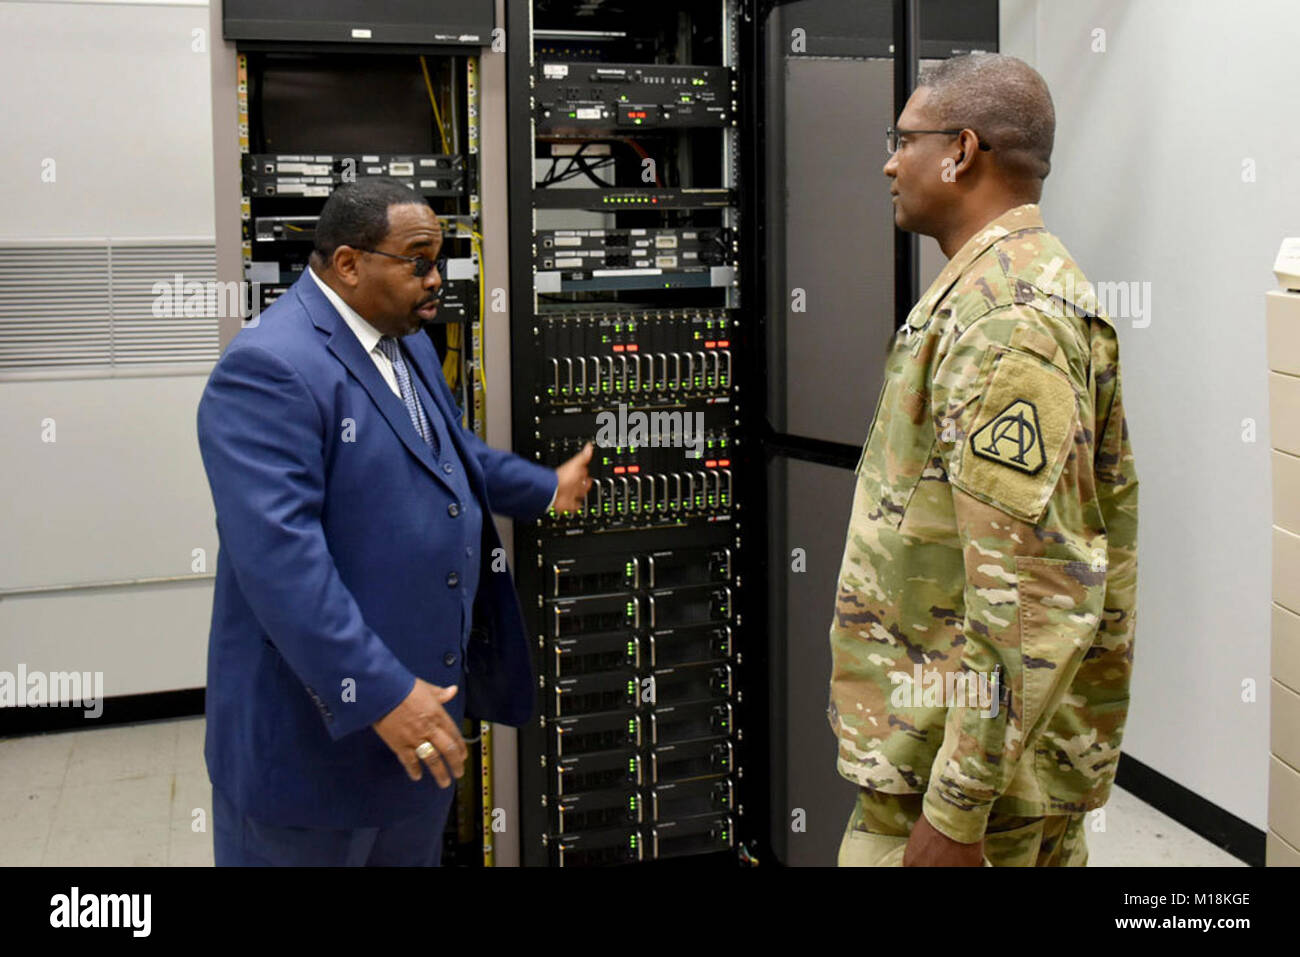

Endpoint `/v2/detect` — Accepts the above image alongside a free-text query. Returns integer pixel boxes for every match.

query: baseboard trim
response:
[0,695,1271,868]
[0,688,204,738]
[1116,752,1266,867]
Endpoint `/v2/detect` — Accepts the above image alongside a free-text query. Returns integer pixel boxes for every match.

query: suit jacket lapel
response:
[294,273,455,495]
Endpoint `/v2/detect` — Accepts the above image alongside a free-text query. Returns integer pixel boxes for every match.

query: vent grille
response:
[0,239,220,373]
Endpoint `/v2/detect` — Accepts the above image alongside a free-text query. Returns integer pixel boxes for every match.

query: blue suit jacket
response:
[196,271,555,828]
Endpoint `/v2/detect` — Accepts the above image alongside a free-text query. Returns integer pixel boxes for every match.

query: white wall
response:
[1001,0,1299,829]
[0,0,217,700]
[0,0,215,239]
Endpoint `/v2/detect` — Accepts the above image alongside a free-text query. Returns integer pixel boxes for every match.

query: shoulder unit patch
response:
[970,399,1045,474]
[950,347,1076,523]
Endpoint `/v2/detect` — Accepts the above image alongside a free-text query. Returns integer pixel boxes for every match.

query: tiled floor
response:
[1,717,212,867]
[0,716,1250,866]
[1086,783,1245,867]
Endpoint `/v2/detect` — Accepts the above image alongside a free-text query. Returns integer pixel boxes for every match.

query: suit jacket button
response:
[442,462,454,474]
[444,652,457,667]
[447,571,459,587]
[448,502,460,517]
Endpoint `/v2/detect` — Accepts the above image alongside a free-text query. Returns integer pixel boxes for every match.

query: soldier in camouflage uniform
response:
[828,54,1138,866]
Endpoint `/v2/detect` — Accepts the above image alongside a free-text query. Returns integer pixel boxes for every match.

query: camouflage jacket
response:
[827,204,1139,842]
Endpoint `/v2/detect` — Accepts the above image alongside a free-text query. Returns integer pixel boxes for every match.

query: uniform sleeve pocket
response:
[1015,555,1107,739]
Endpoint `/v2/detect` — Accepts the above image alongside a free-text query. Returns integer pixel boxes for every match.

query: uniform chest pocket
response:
[855,373,937,530]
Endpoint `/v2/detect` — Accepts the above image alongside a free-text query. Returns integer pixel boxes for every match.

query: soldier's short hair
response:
[917,53,1055,182]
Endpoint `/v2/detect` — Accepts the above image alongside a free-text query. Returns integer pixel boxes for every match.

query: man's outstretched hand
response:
[553,442,594,513]
[372,678,466,787]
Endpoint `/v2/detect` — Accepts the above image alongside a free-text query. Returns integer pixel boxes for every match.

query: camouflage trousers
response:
[838,789,1088,867]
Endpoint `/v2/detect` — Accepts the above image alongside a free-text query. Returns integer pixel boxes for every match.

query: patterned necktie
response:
[376,336,437,452]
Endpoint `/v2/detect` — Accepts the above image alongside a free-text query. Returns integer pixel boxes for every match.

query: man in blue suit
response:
[197,177,592,866]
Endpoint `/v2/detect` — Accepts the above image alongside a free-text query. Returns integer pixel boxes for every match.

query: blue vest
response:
[405,348,483,652]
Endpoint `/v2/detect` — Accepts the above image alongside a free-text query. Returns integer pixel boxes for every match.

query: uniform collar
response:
[908,203,1045,327]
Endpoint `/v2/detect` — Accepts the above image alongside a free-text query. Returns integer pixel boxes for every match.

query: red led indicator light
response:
[718,458,731,467]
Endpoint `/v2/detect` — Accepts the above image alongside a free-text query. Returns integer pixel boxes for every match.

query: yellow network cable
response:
[470,229,486,391]
[442,322,461,392]
[419,57,459,394]
[439,226,486,402]
[419,56,452,155]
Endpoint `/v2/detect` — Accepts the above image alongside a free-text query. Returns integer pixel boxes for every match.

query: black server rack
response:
[506,0,768,866]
